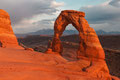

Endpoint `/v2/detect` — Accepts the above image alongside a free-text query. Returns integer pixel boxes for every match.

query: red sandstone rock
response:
[0,47,118,80]
[49,10,105,60]
[46,10,114,80]
[24,48,34,51]
[0,9,18,47]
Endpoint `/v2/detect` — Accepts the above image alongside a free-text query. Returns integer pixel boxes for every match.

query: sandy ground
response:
[0,47,119,80]
[0,47,65,80]
[0,47,90,80]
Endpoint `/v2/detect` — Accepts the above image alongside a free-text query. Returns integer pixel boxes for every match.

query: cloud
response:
[80,0,120,31]
[14,18,55,33]
[109,0,120,7]
[51,1,64,7]
[0,0,64,33]
[0,0,63,24]
[2,0,120,33]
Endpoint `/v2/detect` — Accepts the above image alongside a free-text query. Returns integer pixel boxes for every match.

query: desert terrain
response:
[0,9,120,80]
[18,34,120,78]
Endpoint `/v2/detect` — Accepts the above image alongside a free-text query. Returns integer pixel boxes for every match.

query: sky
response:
[56,0,107,10]
[0,0,120,33]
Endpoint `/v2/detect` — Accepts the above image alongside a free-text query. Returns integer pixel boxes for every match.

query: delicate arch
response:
[48,10,105,59]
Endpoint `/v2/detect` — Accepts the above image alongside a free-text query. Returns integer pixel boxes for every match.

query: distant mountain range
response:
[15,29,120,37]
[96,30,120,35]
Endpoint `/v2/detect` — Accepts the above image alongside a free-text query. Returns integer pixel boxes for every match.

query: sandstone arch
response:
[48,10,105,60]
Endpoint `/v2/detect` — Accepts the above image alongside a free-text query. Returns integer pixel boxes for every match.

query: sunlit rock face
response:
[0,9,18,47]
[50,10,105,60]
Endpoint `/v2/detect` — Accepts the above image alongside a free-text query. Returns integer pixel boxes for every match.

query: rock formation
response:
[47,10,105,60]
[46,10,114,79]
[0,9,18,47]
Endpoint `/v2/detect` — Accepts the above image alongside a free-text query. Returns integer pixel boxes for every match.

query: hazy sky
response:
[0,0,120,33]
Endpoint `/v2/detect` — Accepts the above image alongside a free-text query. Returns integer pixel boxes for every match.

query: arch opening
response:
[60,24,79,60]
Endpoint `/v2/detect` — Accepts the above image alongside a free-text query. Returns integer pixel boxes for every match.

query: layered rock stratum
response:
[0,9,119,80]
